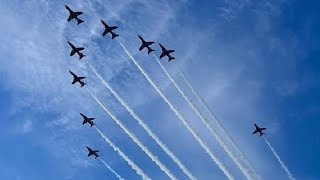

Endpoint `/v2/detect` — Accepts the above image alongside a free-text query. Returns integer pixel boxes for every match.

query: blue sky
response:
[0,0,319,179]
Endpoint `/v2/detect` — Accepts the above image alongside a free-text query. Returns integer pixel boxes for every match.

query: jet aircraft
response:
[67,41,85,60]
[86,146,99,159]
[252,123,267,137]
[100,20,119,39]
[69,70,86,87]
[80,113,95,127]
[65,5,84,25]
[159,43,175,62]
[138,35,155,54]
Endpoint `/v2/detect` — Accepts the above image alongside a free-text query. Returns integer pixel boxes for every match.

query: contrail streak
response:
[264,138,295,180]
[117,39,234,180]
[95,127,150,180]
[87,62,196,180]
[154,56,252,180]
[100,159,124,180]
[178,71,261,179]
[87,88,177,180]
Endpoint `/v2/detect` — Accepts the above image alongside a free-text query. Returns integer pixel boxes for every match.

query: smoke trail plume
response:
[95,127,150,180]
[87,62,196,180]
[154,55,253,180]
[100,159,124,180]
[264,138,295,180]
[178,71,260,179]
[117,39,234,180]
[87,88,177,180]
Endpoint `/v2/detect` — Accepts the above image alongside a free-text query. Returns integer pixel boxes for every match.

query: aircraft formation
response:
[65,4,268,177]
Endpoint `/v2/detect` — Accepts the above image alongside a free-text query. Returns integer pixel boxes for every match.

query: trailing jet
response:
[138,35,155,54]
[86,146,99,159]
[100,20,119,39]
[80,113,95,127]
[65,5,84,25]
[67,41,85,60]
[159,43,175,62]
[252,123,267,137]
[69,70,86,87]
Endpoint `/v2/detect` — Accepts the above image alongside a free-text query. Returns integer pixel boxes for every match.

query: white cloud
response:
[16,119,33,134]
[0,0,299,179]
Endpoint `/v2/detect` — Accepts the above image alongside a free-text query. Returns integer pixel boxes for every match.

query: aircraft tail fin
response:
[80,82,86,87]
[112,33,119,39]
[77,19,84,25]
[168,56,175,62]
[79,53,85,60]
[147,48,155,54]
[260,132,265,137]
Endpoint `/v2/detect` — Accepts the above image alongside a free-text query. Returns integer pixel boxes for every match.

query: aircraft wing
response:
[67,15,73,22]
[159,43,166,51]
[75,11,83,15]
[80,113,87,119]
[76,47,84,51]
[139,45,144,51]
[167,49,175,53]
[260,128,267,130]
[100,19,107,26]
[88,151,93,156]
[78,76,85,80]
[67,41,74,48]
[103,29,108,36]
[69,70,76,77]
[110,26,118,30]
[70,50,76,56]
[252,130,258,134]
[159,52,165,59]
[138,35,144,42]
[72,79,77,84]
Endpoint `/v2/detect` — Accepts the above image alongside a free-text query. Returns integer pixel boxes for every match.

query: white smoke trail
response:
[178,71,261,179]
[264,138,295,180]
[87,88,177,180]
[154,56,252,180]
[95,127,150,180]
[117,39,234,180]
[100,159,124,180]
[87,62,196,180]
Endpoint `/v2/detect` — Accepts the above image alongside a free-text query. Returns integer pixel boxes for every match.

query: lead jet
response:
[100,20,119,39]
[252,123,267,137]
[86,146,99,159]
[69,70,86,87]
[138,35,155,54]
[67,41,85,60]
[65,5,84,25]
[159,43,175,62]
[80,113,95,127]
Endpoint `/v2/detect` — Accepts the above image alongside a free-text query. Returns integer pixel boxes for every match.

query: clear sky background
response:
[0,0,319,179]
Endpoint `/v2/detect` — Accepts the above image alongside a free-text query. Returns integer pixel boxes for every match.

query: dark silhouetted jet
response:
[80,113,95,127]
[86,146,99,159]
[100,20,119,39]
[67,41,85,60]
[138,35,155,54]
[69,70,86,87]
[65,5,84,25]
[252,123,267,137]
[159,43,175,62]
